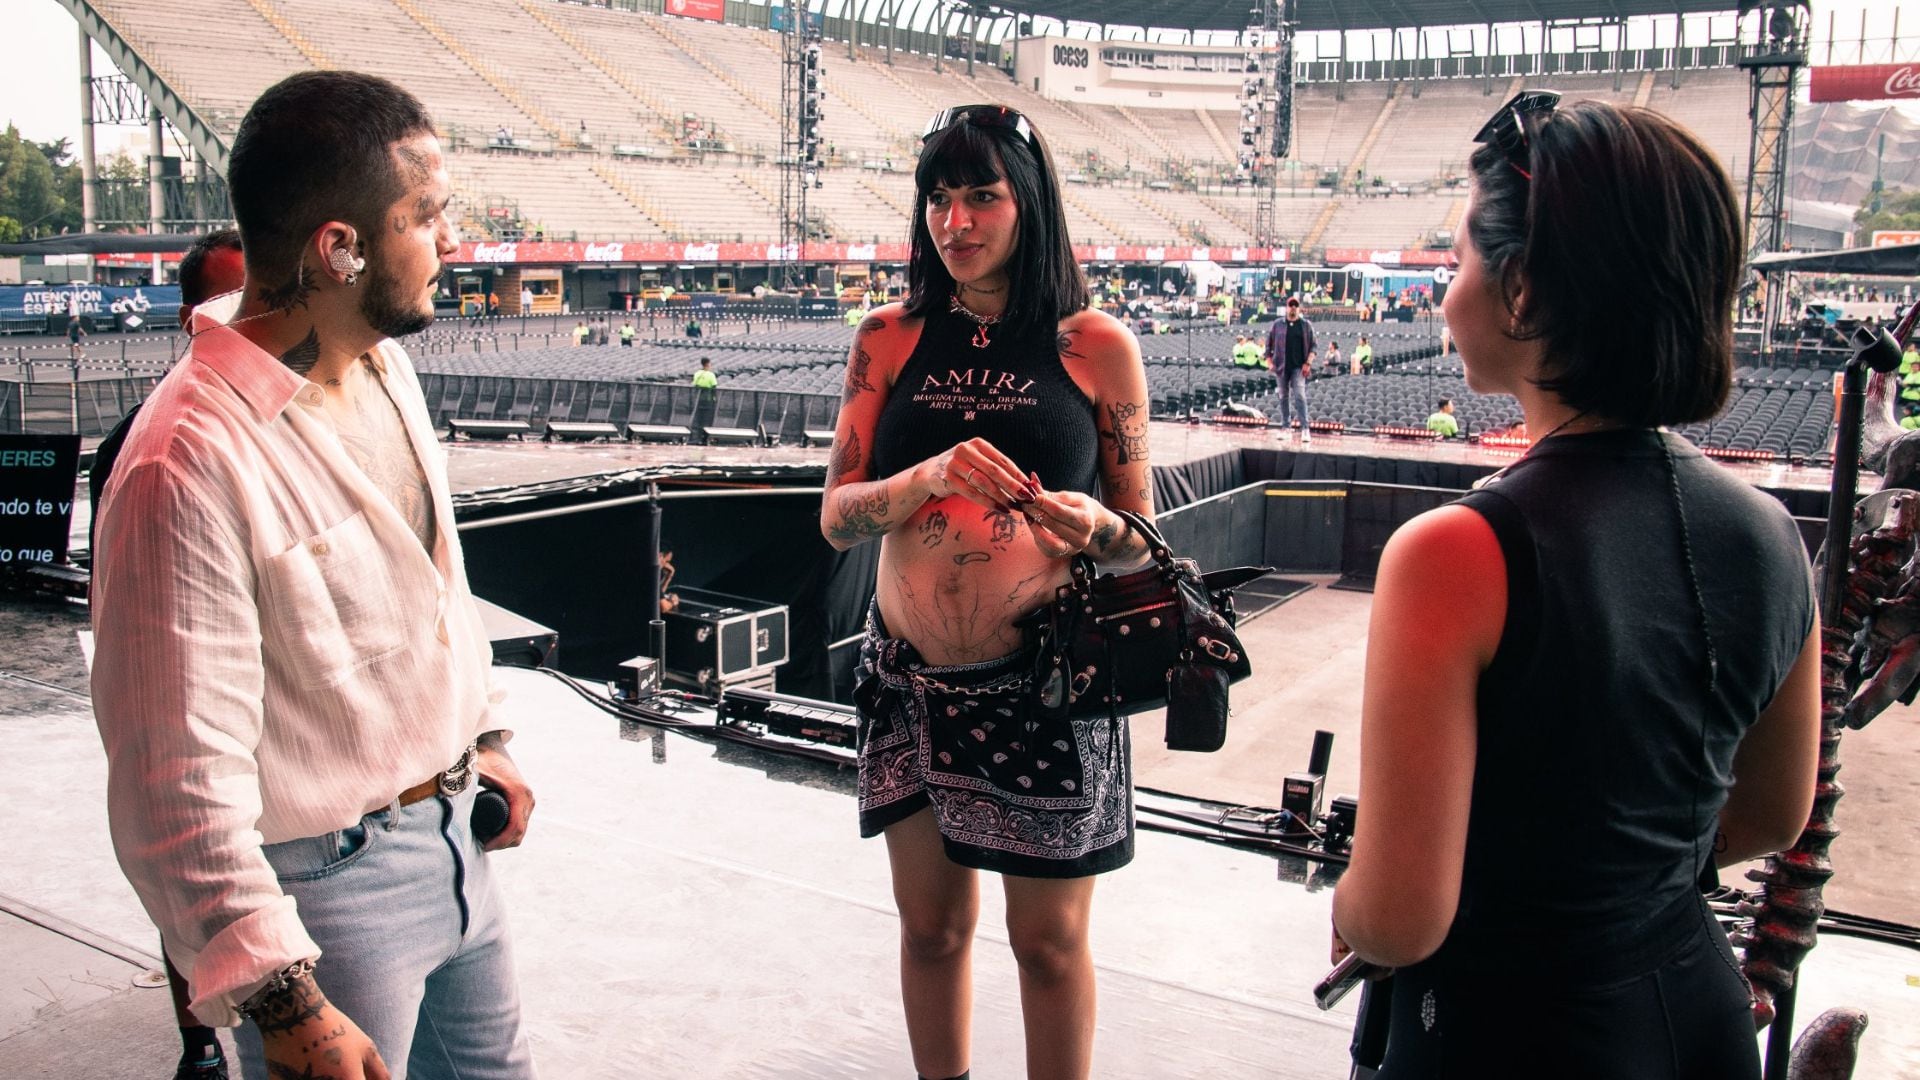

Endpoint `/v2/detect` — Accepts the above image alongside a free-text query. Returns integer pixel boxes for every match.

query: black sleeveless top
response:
[1435,429,1813,983]
[870,302,1101,495]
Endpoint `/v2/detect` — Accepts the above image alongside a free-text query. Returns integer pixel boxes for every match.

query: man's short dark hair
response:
[176,229,242,308]
[227,71,436,290]
[1438,398,1453,409]
[1465,101,1739,427]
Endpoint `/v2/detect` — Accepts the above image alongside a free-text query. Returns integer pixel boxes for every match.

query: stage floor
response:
[3,578,1917,1077]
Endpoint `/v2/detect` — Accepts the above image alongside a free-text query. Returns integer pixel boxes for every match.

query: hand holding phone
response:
[1313,951,1390,1011]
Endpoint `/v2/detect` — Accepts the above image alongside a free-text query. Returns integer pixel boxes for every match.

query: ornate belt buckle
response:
[437,741,479,797]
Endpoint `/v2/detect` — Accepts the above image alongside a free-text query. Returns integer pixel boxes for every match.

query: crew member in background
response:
[67,309,88,360]
[1901,339,1920,408]
[519,283,533,313]
[1231,333,1264,368]
[619,318,636,346]
[91,71,536,1080]
[692,356,718,443]
[89,226,247,1080]
[1263,295,1316,442]
[572,318,589,346]
[1426,397,1459,437]
[1354,335,1374,375]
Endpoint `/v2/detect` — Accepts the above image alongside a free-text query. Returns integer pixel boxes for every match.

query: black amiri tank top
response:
[871,301,1101,494]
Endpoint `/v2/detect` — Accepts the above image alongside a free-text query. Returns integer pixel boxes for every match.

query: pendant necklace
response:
[949,292,1003,349]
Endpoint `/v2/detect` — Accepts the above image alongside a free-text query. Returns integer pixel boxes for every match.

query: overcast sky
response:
[2,0,1914,151]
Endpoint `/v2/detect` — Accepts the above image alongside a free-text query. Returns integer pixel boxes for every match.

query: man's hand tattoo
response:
[250,972,328,1036]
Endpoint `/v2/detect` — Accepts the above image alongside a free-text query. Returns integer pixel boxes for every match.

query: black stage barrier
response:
[452,449,1824,703]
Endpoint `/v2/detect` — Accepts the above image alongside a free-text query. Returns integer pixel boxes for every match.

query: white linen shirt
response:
[90,322,499,1026]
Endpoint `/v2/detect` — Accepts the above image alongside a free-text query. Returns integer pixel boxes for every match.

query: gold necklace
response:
[949,292,1003,349]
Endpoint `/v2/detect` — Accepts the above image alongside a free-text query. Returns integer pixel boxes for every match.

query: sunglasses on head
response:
[922,104,1038,151]
[1473,89,1561,182]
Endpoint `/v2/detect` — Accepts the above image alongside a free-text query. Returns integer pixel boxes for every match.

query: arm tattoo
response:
[1102,401,1150,466]
[827,429,862,486]
[918,508,949,546]
[280,329,323,377]
[842,347,877,404]
[1056,329,1087,361]
[257,265,317,315]
[859,316,887,333]
[827,485,891,543]
[248,971,327,1036]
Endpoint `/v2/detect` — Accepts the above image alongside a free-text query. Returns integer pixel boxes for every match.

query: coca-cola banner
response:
[1322,248,1459,268]
[664,0,723,22]
[1809,64,1920,103]
[449,242,1287,266]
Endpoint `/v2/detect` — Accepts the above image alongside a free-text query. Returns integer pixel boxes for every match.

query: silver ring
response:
[963,465,978,486]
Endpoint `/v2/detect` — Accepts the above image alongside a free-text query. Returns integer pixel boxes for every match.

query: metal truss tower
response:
[1738,3,1809,350]
[780,13,825,290]
[1241,0,1294,249]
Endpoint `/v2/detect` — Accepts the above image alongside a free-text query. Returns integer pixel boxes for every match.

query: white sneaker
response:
[1301,429,1312,443]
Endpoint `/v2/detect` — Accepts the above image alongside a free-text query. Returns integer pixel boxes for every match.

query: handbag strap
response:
[1069,509,1174,584]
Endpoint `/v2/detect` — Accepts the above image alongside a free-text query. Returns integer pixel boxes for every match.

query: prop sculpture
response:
[1735,311,1916,1080]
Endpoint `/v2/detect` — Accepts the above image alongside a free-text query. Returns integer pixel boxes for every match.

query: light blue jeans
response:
[235,786,535,1080]
[1277,366,1310,429]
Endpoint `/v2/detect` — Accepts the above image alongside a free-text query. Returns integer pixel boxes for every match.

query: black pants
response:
[1377,905,1759,1079]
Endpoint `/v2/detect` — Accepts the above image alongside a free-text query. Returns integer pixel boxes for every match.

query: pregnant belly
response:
[876,496,1068,666]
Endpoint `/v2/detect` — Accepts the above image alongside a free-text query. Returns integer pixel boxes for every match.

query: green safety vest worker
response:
[1903,345,1920,377]
[619,323,635,343]
[693,368,718,390]
[1903,413,1920,431]
[1903,359,1920,403]
[572,323,589,345]
[1232,341,1263,367]
[845,306,866,327]
[1427,409,1459,437]
[1354,342,1374,370]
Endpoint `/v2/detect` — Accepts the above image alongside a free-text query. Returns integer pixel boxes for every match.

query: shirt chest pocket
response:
[261,510,415,689]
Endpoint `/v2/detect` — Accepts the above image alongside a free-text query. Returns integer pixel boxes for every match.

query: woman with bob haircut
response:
[819,104,1153,1080]
[1329,95,1822,1076]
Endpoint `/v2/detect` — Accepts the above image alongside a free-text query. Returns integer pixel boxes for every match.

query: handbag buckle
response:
[1197,635,1236,662]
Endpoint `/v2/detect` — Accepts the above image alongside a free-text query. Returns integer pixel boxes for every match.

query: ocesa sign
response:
[1053,45,1089,68]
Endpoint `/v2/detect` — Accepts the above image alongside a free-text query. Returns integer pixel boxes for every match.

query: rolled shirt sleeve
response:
[91,457,319,1026]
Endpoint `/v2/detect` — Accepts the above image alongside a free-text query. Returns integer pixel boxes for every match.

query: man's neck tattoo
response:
[256,264,317,315]
[280,329,322,377]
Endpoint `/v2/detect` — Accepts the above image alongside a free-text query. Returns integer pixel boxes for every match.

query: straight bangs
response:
[913,121,1006,196]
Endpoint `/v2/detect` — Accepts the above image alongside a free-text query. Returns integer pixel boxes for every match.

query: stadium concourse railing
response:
[420,372,841,446]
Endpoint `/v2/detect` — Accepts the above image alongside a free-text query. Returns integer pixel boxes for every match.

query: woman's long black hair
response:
[903,111,1089,340]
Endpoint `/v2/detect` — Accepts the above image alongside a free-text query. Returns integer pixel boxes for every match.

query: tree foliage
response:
[0,125,84,237]
[1855,188,1920,240]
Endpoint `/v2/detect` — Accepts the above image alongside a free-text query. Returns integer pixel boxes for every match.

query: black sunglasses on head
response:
[1473,89,1561,181]
[922,104,1038,151]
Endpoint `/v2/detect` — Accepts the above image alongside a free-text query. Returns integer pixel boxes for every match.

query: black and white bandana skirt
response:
[854,603,1134,878]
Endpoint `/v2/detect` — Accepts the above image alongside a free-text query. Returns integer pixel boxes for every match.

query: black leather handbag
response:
[1022,511,1269,752]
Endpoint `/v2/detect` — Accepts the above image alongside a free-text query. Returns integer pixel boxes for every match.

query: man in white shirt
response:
[91,71,536,1080]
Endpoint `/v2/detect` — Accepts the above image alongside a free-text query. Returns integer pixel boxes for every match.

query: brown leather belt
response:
[395,741,479,807]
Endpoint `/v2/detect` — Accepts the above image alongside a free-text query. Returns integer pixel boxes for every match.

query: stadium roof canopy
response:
[985,0,1746,34]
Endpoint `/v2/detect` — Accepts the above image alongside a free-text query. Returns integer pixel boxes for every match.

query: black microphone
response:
[471,788,511,844]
